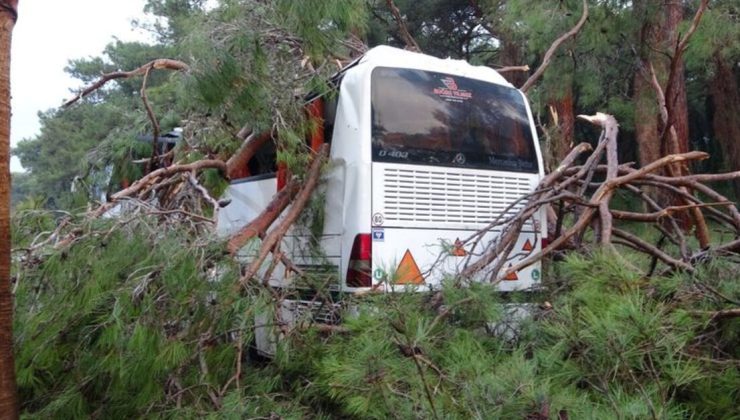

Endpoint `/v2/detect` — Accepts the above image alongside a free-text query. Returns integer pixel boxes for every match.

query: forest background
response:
[1,0,739,418]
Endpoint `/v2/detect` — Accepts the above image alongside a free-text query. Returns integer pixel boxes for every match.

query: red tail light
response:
[346,233,372,287]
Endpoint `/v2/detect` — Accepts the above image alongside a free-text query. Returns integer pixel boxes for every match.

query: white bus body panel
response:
[216,176,277,238]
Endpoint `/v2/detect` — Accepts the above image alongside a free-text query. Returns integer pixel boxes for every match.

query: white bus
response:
[218,45,546,315]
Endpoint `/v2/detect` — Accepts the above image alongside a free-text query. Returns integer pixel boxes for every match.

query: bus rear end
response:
[357,66,545,291]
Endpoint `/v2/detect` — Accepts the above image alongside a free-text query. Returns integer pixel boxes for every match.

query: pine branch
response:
[240,145,328,284]
[385,0,421,52]
[520,0,588,93]
[63,59,189,107]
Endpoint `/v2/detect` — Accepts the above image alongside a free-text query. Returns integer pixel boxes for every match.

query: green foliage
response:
[13,103,130,208]
[14,215,248,418]
[181,0,367,175]
[13,212,739,418]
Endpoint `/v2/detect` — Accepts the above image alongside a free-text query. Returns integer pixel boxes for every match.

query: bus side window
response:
[323,94,338,146]
[230,136,277,182]
[248,140,277,176]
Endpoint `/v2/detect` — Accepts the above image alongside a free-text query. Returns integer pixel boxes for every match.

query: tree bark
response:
[661,0,690,157]
[633,0,690,162]
[499,35,527,87]
[547,79,575,168]
[0,1,19,418]
[710,55,740,199]
[634,64,661,168]
[241,145,329,284]
[633,0,662,168]
[225,131,272,179]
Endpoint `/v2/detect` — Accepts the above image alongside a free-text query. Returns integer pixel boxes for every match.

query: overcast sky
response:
[10,0,150,172]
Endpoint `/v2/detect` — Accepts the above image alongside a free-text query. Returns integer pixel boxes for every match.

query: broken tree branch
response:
[187,172,221,220]
[612,228,694,272]
[459,142,593,278]
[240,145,329,285]
[225,131,273,179]
[520,0,588,93]
[386,0,421,52]
[141,64,161,171]
[90,159,227,218]
[577,113,619,244]
[496,65,530,73]
[501,148,709,279]
[63,59,190,107]
[226,179,300,255]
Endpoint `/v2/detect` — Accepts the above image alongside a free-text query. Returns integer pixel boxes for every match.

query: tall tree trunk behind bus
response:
[634,1,690,162]
[499,35,527,87]
[633,0,662,169]
[710,55,740,200]
[0,1,19,419]
[633,47,664,213]
[547,77,575,170]
[633,0,692,223]
[661,0,690,157]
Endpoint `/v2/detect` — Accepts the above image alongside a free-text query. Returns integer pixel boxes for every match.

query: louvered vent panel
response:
[380,167,534,227]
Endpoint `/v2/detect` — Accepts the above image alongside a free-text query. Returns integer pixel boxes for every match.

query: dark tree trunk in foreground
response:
[0,1,19,418]
[711,55,740,199]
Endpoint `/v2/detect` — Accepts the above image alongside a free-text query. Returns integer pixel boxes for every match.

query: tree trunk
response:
[547,79,575,169]
[0,1,19,419]
[633,0,662,168]
[634,1,690,161]
[661,0,689,156]
[634,60,661,167]
[499,35,527,87]
[710,55,740,199]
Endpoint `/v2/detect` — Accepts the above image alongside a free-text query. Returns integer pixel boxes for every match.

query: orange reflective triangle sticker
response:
[522,239,534,252]
[395,250,424,285]
[451,238,467,257]
[503,264,519,281]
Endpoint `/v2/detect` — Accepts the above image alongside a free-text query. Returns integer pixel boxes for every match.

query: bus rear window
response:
[371,67,538,173]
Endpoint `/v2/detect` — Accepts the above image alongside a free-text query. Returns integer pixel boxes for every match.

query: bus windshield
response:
[371,67,539,173]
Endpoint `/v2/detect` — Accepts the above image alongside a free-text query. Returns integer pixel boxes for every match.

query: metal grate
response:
[286,300,343,324]
[379,166,534,227]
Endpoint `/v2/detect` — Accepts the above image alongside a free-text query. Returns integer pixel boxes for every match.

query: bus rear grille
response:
[380,167,534,226]
[286,300,342,325]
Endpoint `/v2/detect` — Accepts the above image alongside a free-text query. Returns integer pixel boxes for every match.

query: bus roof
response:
[350,45,513,88]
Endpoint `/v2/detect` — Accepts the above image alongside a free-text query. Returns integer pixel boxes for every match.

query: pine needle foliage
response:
[180,0,367,176]
[12,211,739,418]
[13,214,249,418]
